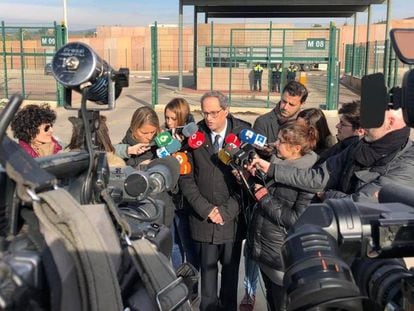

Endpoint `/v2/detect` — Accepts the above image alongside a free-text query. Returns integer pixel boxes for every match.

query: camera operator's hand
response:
[208,207,224,225]
[127,143,151,156]
[246,157,270,176]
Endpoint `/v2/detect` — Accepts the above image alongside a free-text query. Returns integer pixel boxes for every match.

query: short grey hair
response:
[200,91,229,109]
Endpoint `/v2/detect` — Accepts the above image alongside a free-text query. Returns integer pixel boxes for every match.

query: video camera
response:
[281,29,414,311]
[0,42,194,310]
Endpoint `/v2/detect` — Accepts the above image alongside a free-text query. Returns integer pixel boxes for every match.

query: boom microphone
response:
[188,131,205,149]
[156,139,181,158]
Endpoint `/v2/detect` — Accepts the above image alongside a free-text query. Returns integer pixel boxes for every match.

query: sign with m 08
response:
[41,36,56,47]
[306,38,326,50]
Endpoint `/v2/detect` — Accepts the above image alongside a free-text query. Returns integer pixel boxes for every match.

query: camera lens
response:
[282,224,362,310]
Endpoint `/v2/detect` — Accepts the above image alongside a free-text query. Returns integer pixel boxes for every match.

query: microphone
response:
[179,161,192,175]
[188,131,205,149]
[150,131,173,147]
[181,122,198,138]
[156,139,181,158]
[239,129,267,149]
[218,149,234,166]
[224,133,241,148]
[172,151,192,175]
[172,151,188,165]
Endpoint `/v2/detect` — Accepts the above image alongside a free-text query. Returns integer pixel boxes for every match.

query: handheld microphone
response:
[172,151,188,165]
[156,139,181,158]
[179,161,192,175]
[150,131,173,147]
[239,129,268,149]
[188,131,205,149]
[218,149,234,166]
[224,133,241,148]
[181,122,198,138]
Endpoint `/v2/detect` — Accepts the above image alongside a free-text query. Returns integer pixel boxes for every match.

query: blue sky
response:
[1,0,413,30]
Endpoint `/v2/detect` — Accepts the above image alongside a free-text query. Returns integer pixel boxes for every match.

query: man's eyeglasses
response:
[201,109,223,119]
[43,124,53,132]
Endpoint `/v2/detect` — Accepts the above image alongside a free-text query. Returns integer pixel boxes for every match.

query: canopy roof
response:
[183,0,386,18]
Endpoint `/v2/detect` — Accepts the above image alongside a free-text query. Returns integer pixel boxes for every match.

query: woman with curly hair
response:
[11,104,62,158]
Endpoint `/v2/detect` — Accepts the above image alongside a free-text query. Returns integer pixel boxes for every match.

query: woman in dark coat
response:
[247,121,318,311]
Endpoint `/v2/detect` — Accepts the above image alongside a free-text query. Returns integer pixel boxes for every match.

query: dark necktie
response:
[213,135,221,153]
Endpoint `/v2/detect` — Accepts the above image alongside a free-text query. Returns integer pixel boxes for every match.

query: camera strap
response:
[32,188,124,311]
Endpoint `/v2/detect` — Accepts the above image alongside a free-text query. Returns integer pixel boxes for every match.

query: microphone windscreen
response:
[182,122,198,137]
[172,151,188,165]
[166,139,181,154]
[153,131,173,147]
[179,162,192,175]
[218,149,233,166]
[239,129,256,144]
[225,133,241,147]
[188,131,205,149]
[253,133,267,148]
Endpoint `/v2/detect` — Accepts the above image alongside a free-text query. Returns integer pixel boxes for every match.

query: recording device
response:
[167,122,198,138]
[0,42,193,310]
[282,28,414,311]
[187,131,206,149]
[108,156,180,202]
[239,128,268,149]
[156,139,181,158]
[172,152,192,175]
[150,131,173,147]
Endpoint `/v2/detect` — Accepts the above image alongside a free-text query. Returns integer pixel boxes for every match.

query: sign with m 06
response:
[306,38,326,50]
[41,36,56,47]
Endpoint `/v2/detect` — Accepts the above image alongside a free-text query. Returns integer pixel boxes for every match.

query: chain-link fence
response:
[0,22,66,103]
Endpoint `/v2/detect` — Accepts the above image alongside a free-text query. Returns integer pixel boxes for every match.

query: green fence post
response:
[19,27,26,99]
[1,21,9,98]
[55,22,65,106]
[210,21,213,91]
[326,22,337,110]
[151,22,158,107]
[228,29,233,105]
[373,41,378,72]
[266,21,272,108]
[280,29,286,91]
[10,45,13,69]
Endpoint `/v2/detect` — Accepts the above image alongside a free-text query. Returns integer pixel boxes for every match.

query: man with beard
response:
[248,107,414,203]
[253,81,308,160]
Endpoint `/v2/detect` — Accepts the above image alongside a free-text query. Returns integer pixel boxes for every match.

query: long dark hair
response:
[297,108,332,153]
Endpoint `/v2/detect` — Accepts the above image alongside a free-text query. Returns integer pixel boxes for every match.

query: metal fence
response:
[195,22,340,109]
[344,40,412,88]
[0,21,66,104]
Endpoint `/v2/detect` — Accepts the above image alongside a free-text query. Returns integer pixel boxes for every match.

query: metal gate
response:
[198,22,340,110]
[0,21,67,104]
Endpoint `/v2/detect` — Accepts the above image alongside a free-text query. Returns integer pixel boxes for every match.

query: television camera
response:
[281,29,414,311]
[0,42,194,310]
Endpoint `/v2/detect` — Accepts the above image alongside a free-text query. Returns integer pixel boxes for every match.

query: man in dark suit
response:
[179,91,251,311]
[253,81,308,160]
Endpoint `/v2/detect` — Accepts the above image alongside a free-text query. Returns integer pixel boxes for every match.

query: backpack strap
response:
[33,188,123,311]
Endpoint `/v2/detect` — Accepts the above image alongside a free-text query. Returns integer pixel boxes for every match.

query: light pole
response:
[63,0,68,40]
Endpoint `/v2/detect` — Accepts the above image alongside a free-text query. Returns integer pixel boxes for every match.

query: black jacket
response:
[317,135,360,164]
[253,107,298,160]
[179,115,251,243]
[247,152,318,270]
[120,129,157,168]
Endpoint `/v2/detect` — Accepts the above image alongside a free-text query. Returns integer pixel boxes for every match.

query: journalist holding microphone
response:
[247,121,318,311]
[179,91,250,311]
